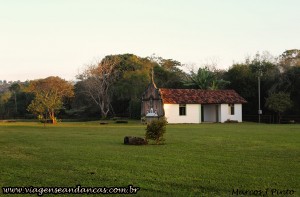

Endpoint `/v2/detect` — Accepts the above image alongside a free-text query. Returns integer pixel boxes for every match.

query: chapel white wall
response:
[164,103,242,123]
[164,104,201,123]
[220,104,242,122]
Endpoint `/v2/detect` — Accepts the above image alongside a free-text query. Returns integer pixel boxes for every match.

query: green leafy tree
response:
[184,67,230,90]
[249,53,278,79]
[153,65,186,88]
[27,94,48,124]
[27,76,74,124]
[113,70,150,118]
[0,91,12,119]
[265,92,293,123]
[149,56,186,88]
[225,53,278,116]
[269,67,300,115]
[80,54,185,118]
[0,81,33,119]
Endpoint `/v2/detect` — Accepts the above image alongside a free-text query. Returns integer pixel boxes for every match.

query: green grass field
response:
[0,121,299,196]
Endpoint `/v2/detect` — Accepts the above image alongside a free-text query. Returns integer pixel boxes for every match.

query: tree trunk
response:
[49,110,57,124]
[14,92,17,115]
[100,107,108,119]
[99,101,110,119]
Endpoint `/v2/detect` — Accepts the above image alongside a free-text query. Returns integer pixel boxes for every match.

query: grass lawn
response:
[0,121,299,196]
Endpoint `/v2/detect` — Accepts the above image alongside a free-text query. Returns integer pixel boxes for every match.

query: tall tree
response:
[0,91,12,119]
[77,56,120,119]
[9,83,21,115]
[269,67,300,115]
[27,76,74,124]
[148,55,186,88]
[111,54,154,118]
[225,52,278,116]
[76,54,185,119]
[113,70,150,118]
[278,49,300,71]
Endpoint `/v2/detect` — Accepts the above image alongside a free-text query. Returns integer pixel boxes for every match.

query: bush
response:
[145,117,167,144]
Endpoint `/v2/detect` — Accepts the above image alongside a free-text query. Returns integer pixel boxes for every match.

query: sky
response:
[1,0,300,81]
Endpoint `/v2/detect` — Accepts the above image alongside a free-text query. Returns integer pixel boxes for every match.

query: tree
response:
[265,92,293,123]
[0,81,33,119]
[184,67,229,90]
[225,52,279,116]
[9,83,21,115]
[113,69,150,118]
[152,65,186,88]
[77,56,120,119]
[148,55,186,88]
[27,94,48,124]
[76,54,186,119]
[68,81,100,119]
[27,76,74,124]
[269,67,300,115]
[0,91,12,119]
[279,49,300,71]
[249,52,278,79]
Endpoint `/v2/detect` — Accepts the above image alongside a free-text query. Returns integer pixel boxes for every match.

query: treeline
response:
[0,50,299,122]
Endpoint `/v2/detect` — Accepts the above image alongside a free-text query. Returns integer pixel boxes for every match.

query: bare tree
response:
[78,57,120,119]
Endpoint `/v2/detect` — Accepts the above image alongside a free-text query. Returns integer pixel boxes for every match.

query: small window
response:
[228,104,234,115]
[179,104,186,116]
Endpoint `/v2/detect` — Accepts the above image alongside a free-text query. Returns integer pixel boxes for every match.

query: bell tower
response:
[141,68,164,122]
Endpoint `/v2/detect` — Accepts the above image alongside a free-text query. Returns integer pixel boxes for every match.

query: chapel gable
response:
[141,81,164,118]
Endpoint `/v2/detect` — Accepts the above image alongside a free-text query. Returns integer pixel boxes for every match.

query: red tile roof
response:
[159,89,247,104]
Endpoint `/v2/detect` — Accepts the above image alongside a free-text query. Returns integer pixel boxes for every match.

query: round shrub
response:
[145,117,167,144]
